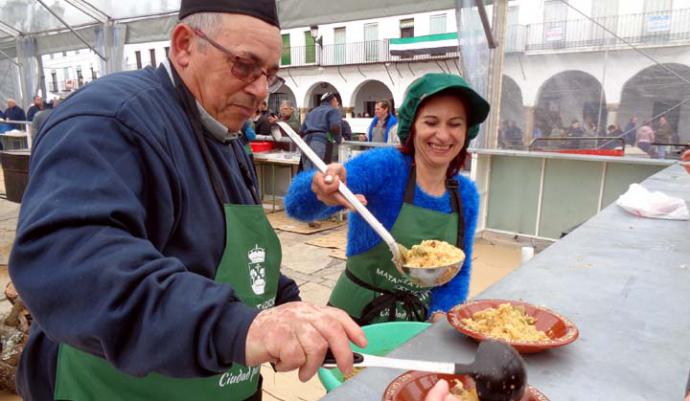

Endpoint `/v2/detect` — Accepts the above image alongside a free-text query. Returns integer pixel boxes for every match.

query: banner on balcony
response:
[389,32,458,57]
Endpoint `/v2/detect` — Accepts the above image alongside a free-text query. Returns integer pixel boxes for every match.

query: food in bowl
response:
[343,367,364,381]
[404,240,465,268]
[461,303,549,342]
[449,379,479,401]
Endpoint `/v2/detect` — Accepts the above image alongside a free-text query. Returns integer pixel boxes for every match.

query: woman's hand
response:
[311,163,367,209]
[429,312,446,323]
[424,379,459,401]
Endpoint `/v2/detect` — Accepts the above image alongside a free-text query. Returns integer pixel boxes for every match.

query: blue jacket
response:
[285,147,479,314]
[10,65,300,401]
[367,114,398,142]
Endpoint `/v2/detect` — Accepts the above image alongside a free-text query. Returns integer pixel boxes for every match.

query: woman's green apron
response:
[53,66,279,401]
[328,168,465,325]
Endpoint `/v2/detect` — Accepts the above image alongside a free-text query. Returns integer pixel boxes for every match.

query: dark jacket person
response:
[9,2,365,401]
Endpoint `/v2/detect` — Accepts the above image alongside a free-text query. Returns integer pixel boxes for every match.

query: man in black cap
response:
[10,1,365,400]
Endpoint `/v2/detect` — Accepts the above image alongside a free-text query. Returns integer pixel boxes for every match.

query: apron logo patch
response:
[248,245,267,295]
[218,366,260,388]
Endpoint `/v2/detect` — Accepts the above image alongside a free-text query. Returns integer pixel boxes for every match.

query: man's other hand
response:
[245,302,367,382]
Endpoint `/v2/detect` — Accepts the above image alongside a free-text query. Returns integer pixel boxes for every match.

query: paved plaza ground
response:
[0,172,538,400]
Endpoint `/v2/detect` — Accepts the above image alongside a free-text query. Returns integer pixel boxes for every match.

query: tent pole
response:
[0,19,22,37]
[35,0,107,61]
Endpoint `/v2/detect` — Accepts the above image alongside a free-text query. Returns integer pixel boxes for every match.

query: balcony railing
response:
[278,8,690,68]
[524,8,690,51]
[281,39,461,68]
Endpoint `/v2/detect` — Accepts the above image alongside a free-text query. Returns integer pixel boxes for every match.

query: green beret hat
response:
[396,73,490,143]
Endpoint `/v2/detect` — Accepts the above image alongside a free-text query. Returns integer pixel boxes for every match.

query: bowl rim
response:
[447,298,579,348]
[382,370,550,401]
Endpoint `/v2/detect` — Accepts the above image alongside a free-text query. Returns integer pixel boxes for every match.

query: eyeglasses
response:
[191,27,285,93]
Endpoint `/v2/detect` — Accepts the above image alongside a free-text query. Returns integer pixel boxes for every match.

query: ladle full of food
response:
[273,122,465,287]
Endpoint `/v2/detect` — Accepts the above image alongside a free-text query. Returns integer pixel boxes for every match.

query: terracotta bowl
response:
[382,371,549,401]
[447,299,579,354]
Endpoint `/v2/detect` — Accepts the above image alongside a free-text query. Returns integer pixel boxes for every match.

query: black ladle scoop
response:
[323,339,526,401]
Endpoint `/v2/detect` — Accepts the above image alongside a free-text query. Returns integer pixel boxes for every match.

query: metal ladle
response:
[322,339,527,401]
[272,122,463,287]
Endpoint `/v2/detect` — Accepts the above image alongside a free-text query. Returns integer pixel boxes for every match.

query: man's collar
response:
[162,59,239,143]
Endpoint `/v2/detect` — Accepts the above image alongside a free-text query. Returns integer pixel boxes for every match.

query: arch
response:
[268,83,297,114]
[303,81,342,110]
[349,79,394,118]
[619,63,690,143]
[498,75,525,149]
[534,70,607,136]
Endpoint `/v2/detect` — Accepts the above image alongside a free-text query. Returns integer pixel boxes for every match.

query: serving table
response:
[320,164,690,400]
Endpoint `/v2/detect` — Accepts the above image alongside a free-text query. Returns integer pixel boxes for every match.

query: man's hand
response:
[245,302,367,382]
[311,163,367,210]
[267,115,278,124]
[357,134,368,142]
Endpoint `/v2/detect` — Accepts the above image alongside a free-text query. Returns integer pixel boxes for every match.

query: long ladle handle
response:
[274,122,403,262]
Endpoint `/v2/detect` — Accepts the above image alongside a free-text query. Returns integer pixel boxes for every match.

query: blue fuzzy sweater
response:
[285,147,479,314]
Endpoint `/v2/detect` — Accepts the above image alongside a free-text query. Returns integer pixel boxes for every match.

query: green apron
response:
[328,168,464,325]
[53,66,279,401]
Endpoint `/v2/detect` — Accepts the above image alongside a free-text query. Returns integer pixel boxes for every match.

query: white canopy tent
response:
[0,1,500,119]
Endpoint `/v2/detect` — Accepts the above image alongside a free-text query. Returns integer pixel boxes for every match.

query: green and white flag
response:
[389,32,458,57]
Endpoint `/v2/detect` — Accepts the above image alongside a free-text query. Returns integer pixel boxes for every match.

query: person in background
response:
[239,119,257,160]
[31,97,62,136]
[623,115,637,145]
[4,99,26,129]
[341,118,353,143]
[361,99,398,144]
[636,123,655,157]
[277,100,300,133]
[604,124,623,149]
[298,92,342,172]
[285,73,489,325]
[9,1,365,400]
[253,100,274,136]
[26,95,46,121]
[655,116,674,159]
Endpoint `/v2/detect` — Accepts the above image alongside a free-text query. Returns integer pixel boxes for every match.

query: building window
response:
[543,0,568,47]
[51,71,58,93]
[49,53,54,60]
[281,33,291,65]
[135,50,142,69]
[75,49,80,55]
[149,48,157,67]
[62,51,67,57]
[364,22,379,62]
[643,0,673,39]
[400,18,415,38]
[304,31,316,64]
[429,14,447,35]
[334,27,346,64]
[164,46,170,57]
[91,66,97,81]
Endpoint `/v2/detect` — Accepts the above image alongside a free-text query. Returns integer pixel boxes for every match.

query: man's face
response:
[279,104,292,118]
[330,97,339,108]
[374,103,387,120]
[180,14,281,132]
[7,100,15,108]
[34,96,43,106]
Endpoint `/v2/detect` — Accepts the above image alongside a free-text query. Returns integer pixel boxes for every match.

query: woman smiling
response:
[285,73,490,325]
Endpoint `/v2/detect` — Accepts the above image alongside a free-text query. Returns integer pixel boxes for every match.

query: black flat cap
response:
[179,0,280,28]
